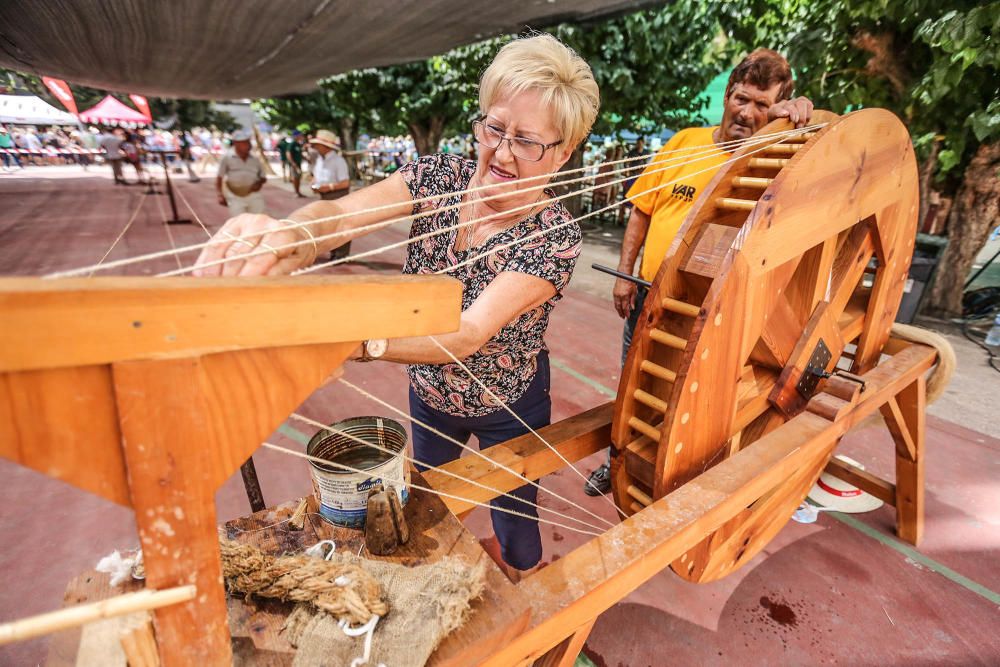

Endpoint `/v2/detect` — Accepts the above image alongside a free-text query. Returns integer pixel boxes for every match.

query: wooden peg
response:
[628,416,662,442]
[640,360,677,382]
[648,329,687,350]
[634,389,668,413]
[716,198,758,212]
[731,176,773,190]
[749,157,788,169]
[661,297,701,317]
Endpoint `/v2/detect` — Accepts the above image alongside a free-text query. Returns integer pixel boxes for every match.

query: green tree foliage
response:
[554,4,730,136]
[717,0,1000,316]
[256,4,733,152]
[258,41,496,154]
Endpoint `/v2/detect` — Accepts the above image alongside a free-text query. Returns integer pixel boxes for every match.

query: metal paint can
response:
[306,416,409,528]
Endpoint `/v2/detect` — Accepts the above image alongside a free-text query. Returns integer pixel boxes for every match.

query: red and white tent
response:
[78,95,150,126]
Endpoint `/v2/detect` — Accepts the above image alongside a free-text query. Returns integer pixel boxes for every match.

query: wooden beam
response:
[479,344,936,666]
[823,457,896,506]
[0,275,461,371]
[424,403,613,516]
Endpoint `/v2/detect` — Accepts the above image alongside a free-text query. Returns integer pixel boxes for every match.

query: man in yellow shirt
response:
[586,48,814,495]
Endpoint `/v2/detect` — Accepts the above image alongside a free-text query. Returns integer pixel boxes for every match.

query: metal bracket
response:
[795,338,832,400]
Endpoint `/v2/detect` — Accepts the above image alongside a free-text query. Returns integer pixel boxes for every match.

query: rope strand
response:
[338,378,617,530]
[45,125,822,279]
[261,442,603,537]
[295,125,822,276]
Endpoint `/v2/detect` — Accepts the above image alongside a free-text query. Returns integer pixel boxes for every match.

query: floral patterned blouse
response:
[399,154,582,417]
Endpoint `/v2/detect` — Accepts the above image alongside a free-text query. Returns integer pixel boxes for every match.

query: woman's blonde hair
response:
[479,34,600,150]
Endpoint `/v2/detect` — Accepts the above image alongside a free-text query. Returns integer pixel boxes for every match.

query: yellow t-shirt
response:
[627,127,729,282]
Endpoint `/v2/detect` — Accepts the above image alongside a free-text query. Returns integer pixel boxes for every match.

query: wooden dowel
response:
[0,585,196,646]
[628,416,662,442]
[648,328,687,350]
[640,360,677,383]
[731,176,773,190]
[627,484,653,507]
[633,388,668,413]
[763,144,801,155]
[629,501,645,515]
[749,157,789,169]
[784,132,817,142]
[661,297,700,317]
[716,197,758,212]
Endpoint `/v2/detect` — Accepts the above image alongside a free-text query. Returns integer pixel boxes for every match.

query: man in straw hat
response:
[309,129,352,260]
[216,129,267,217]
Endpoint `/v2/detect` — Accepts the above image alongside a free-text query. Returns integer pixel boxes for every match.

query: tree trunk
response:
[917,136,941,230]
[924,141,1000,318]
[407,116,445,156]
[555,147,585,217]
[337,116,355,153]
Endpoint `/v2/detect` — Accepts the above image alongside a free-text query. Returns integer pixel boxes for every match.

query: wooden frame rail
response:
[429,342,934,665]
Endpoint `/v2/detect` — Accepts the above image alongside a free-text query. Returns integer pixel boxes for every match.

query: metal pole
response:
[591,263,652,288]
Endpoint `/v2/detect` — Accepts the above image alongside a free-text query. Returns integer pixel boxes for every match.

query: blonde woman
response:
[196,34,600,580]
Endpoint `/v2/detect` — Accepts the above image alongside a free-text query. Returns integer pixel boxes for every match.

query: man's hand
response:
[216,193,227,207]
[193,214,316,277]
[613,278,638,319]
[249,178,265,193]
[767,96,814,128]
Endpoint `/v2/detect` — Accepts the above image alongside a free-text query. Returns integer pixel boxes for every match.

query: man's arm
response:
[249,160,266,192]
[613,206,652,318]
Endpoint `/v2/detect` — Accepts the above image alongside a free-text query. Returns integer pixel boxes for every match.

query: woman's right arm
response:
[193,171,413,277]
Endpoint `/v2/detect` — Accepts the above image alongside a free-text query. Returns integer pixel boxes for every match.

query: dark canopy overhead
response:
[0,0,661,99]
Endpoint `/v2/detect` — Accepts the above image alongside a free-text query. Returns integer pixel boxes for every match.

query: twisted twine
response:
[219,540,388,624]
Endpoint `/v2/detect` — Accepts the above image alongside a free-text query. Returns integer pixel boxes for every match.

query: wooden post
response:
[884,375,926,544]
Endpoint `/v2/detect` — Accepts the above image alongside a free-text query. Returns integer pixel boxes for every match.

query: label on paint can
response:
[307,416,409,529]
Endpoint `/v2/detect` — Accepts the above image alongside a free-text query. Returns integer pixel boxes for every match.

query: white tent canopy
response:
[0,94,77,125]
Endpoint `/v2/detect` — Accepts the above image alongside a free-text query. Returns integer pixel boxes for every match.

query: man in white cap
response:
[309,129,351,259]
[216,129,267,216]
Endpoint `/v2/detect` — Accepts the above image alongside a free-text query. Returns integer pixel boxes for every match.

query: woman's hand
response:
[192,214,317,277]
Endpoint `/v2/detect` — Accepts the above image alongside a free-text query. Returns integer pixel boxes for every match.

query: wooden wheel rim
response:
[611,109,918,582]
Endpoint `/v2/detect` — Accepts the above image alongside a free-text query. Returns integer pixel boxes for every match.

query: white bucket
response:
[306,416,409,528]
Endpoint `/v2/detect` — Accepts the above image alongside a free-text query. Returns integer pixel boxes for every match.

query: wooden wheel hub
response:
[610,109,919,582]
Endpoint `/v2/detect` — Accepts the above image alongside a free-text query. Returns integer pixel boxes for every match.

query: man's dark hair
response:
[725,48,794,101]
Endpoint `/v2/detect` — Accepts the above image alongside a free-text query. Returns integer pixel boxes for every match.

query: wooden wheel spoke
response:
[828,220,875,320]
[751,293,802,369]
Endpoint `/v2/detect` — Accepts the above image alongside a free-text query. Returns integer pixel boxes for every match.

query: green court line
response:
[277,423,310,445]
[827,511,1000,606]
[550,355,617,398]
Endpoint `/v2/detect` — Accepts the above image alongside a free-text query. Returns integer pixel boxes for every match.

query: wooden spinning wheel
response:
[610,109,919,582]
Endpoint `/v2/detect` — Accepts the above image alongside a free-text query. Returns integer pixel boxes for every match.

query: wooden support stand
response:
[0,275,461,665]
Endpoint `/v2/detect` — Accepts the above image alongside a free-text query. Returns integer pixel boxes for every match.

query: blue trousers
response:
[408,353,550,570]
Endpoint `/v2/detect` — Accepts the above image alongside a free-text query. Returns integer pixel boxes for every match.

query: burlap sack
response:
[285,555,486,667]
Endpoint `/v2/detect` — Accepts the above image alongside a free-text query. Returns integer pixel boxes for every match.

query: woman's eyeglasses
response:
[472,120,562,162]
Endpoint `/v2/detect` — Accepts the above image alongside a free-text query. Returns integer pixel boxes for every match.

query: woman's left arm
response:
[368,272,556,364]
